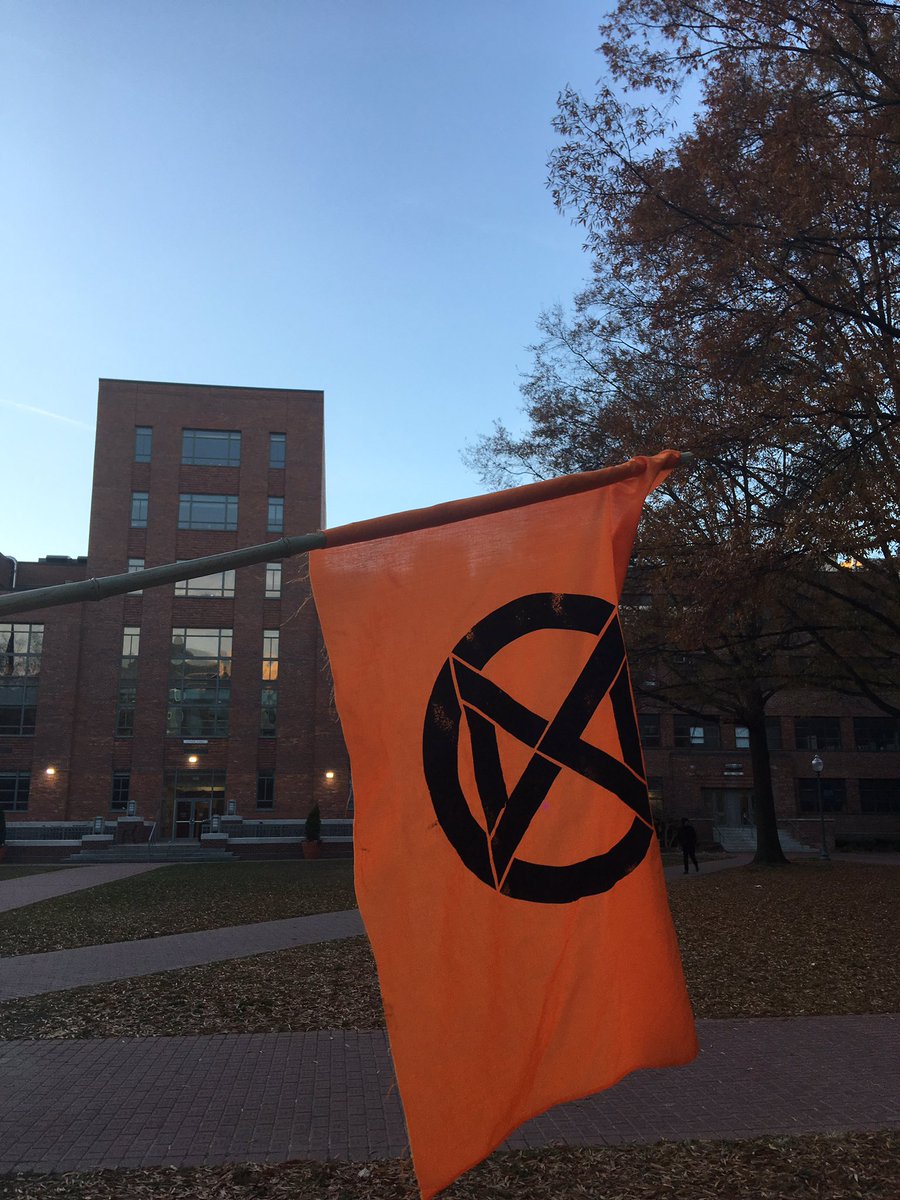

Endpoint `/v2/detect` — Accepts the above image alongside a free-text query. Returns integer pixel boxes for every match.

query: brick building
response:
[639,692,900,851]
[1,379,349,847]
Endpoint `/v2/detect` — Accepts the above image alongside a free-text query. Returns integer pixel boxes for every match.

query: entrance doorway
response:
[704,787,754,826]
[164,770,226,839]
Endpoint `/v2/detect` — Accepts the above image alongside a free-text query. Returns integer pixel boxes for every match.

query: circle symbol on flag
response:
[422,593,654,904]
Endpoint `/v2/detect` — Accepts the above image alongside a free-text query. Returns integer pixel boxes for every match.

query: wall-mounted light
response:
[45,766,57,776]
[187,755,199,764]
[324,770,335,781]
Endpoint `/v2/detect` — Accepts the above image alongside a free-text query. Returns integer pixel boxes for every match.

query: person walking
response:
[678,818,700,874]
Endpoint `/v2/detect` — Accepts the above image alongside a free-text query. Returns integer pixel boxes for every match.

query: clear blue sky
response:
[2,0,612,561]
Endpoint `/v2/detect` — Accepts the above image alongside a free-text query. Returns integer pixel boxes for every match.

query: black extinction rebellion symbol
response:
[423,593,653,904]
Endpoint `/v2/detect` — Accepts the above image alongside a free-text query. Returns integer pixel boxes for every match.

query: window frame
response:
[269,432,286,468]
[181,428,242,467]
[130,491,149,528]
[134,426,152,462]
[178,493,239,531]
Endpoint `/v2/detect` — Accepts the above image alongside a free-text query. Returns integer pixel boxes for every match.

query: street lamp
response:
[811,754,830,861]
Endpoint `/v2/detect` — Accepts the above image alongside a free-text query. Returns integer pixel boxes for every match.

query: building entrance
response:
[705,787,754,826]
[164,769,226,839]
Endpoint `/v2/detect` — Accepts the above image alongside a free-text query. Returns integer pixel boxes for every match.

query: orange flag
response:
[309,452,697,1199]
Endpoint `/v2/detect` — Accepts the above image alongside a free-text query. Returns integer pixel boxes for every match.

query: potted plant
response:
[303,803,322,860]
[0,808,7,863]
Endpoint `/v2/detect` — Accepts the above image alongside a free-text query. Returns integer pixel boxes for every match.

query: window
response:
[0,772,30,811]
[257,770,275,809]
[111,771,131,812]
[269,432,286,468]
[267,496,284,533]
[854,718,900,752]
[178,494,238,531]
[794,717,841,751]
[127,558,144,595]
[167,628,232,737]
[131,491,149,528]
[116,627,140,737]
[175,569,236,598]
[858,779,900,814]
[0,624,42,735]
[673,715,721,749]
[797,778,846,813]
[265,562,282,599]
[181,429,241,466]
[638,713,660,747]
[134,426,152,462]
[733,721,781,749]
[260,628,279,737]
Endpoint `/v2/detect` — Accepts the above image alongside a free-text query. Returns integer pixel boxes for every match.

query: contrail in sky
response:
[0,399,92,430]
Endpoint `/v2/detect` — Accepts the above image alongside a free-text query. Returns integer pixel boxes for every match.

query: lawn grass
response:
[0,861,896,1039]
[0,860,356,956]
[0,866,71,881]
[0,1133,896,1199]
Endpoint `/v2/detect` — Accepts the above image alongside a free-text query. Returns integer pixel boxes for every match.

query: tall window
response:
[797,778,846,813]
[167,628,232,737]
[260,628,279,737]
[0,623,42,735]
[257,770,275,809]
[131,491,149,528]
[858,779,900,814]
[181,429,241,466]
[111,771,131,812]
[127,558,144,594]
[267,496,284,533]
[854,718,900,752]
[794,717,841,751]
[116,627,140,737]
[134,426,152,462]
[0,772,30,811]
[269,432,286,468]
[638,713,660,747]
[673,715,721,749]
[178,494,238,531]
[175,568,236,598]
[265,562,282,598]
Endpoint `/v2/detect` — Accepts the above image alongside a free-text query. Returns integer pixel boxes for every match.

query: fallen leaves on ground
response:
[0,860,356,956]
[0,1133,897,1199]
[0,862,896,1038]
[0,938,382,1039]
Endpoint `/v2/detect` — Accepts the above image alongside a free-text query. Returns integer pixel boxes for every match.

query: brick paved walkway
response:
[0,1014,896,1174]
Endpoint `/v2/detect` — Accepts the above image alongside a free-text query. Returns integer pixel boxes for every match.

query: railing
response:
[225,819,354,841]
[4,821,115,842]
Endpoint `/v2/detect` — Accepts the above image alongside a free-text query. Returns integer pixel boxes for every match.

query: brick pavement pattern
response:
[0,1015,896,1174]
[0,910,366,1001]
[0,864,165,914]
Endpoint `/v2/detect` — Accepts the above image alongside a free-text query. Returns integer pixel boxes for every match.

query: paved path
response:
[0,863,165,914]
[0,1014,896,1174]
[0,910,365,1001]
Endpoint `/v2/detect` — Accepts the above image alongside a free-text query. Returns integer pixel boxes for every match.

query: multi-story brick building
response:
[639,693,900,851]
[1,379,349,848]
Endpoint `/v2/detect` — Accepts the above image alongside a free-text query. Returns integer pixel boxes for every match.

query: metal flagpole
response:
[0,452,693,618]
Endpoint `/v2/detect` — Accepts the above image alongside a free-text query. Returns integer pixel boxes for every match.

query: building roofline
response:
[98,378,323,396]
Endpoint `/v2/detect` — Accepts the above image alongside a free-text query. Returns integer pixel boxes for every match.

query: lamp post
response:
[811,754,830,860]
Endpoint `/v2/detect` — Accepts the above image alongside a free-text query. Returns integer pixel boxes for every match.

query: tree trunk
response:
[747,714,789,865]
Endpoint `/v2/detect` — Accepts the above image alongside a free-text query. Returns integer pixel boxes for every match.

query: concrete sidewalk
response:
[0,1014,896,1175]
[0,909,365,1001]
[0,863,165,914]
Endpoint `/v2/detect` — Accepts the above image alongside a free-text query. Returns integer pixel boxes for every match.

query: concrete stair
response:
[66,843,235,864]
[713,825,819,853]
